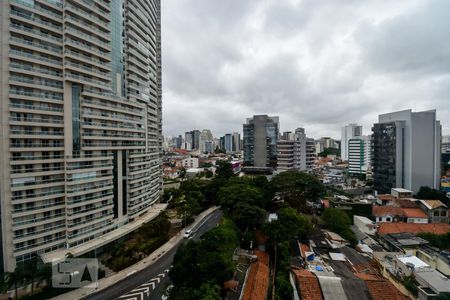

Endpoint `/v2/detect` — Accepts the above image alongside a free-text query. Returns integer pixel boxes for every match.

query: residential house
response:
[403,208,428,223]
[377,223,449,236]
[414,267,450,299]
[416,246,450,277]
[372,206,404,223]
[418,200,449,223]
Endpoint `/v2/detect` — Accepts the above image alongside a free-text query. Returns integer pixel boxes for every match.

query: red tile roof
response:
[377,194,396,201]
[355,273,409,300]
[378,222,450,235]
[242,251,270,300]
[372,205,404,217]
[292,269,323,300]
[402,208,428,219]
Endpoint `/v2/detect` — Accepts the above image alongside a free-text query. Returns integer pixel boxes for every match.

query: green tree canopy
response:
[271,170,325,211]
[218,183,265,210]
[321,208,357,246]
[415,186,449,206]
[263,206,312,242]
[215,160,234,179]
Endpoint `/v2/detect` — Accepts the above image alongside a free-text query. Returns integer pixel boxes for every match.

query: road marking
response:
[116,267,172,299]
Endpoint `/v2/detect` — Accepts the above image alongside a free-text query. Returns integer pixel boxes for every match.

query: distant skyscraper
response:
[341,123,363,160]
[199,129,214,153]
[224,134,233,152]
[0,0,162,272]
[442,135,450,153]
[185,131,193,150]
[175,135,183,149]
[232,132,241,152]
[372,109,441,194]
[243,115,279,168]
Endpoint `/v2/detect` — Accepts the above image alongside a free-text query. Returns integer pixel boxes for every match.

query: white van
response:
[183,229,192,239]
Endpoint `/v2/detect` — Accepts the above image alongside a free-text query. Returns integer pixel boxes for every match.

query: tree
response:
[231,202,266,231]
[218,183,265,211]
[263,207,312,242]
[169,220,239,291]
[4,267,25,300]
[318,147,339,157]
[271,171,325,211]
[415,186,449,206]
[321,208,357,246]
[215,160,234,179]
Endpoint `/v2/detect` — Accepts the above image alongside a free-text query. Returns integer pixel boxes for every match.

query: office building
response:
[348,136,371,176]
[277,128,314,171]
[232,132,241,152]
[199,129,213,154]
[243,115,279,168]
[372,109,441,194]
[0,0,162,272]
[442,135,450,153]
[341,123,363,161]
[224,133,233,152]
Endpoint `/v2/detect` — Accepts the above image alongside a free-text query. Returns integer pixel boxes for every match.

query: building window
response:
[386,217,391,222]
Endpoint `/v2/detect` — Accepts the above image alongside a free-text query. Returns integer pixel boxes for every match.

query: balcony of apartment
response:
[14,236,65,257]
[67,203,114,220]
[11,176,65,191]
[67,192,113,207]
[64,62,110,83]
[9,49,62,70]
[10,9,62,34]
[9,74,62,89]
[64,13,110,40]
[64,2,109,31]
[66,154,114,163]
[11,165,64,177]
[11,0,63,21]
[81,109,143,126]
[10,23,62,45]
[67,212,113,233]
[12,202,65,218]
[64,25,111,52]
[66,181,112,196]
[66,173,113,188]
[13,223,65,243]
[64,72,110,90]
[82,89,143,109]
[82,119,142,131]
[11,188,65,203]
[13,212,65,229]
[64,50,110,72]
[64,38,111,61]
[9,102,63,117]
[9,116,63,128]
[82,98,144,116]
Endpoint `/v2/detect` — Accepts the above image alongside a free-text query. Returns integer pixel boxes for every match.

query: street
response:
[83,209,223,300]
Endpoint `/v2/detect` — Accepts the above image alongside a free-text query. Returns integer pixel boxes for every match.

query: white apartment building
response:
[0,0,162,272]
[348,135,371,176]
[277,128,314,172]
[341,123,362,161]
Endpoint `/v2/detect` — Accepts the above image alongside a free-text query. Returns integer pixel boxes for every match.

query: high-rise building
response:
[224,133,233,152]
[232,132,241,152]
[442,135,450,154]
[199,129,213,153]
[184,130,201,150]
[243,115,279,168]
[372,109,441,194]
[348,136,371,176]
[174,135,183,149]
[277,128,314,171]
[0,0,162,272]
[341,123,363,161]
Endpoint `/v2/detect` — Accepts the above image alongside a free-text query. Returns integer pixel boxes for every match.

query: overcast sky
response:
[161,0,450,139]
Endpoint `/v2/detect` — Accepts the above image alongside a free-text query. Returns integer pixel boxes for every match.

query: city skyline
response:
[161,0,450,138]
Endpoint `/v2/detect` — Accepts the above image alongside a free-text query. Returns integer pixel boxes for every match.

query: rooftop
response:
[419,199,447,210]
[292,269,324,300]
[377,194,396,201]
[378,222,450,235]
[241,251,270,300]
[402,208,428,218]
[397,255,429,269]
[414,267,450,293]
[372,206,404,217]
[391,188,413,194]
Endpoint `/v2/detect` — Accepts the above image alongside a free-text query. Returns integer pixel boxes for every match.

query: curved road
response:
[84,210,223,300]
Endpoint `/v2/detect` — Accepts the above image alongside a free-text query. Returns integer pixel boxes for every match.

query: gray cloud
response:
[162,0,450,138]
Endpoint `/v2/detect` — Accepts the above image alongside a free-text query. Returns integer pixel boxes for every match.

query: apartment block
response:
[0,0,162,272]
[348,135,371,176]
[372,109,441,194]
[277,128,314,172]
[243,115,279,168]
[341,123,362,161]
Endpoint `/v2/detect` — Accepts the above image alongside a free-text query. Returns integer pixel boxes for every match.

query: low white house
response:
[353,215,377,235]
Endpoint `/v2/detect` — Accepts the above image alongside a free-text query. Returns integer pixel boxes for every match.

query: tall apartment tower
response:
[341,123,362,161]
[372,109,441,194]
[0,0,162,272]
[348,135,371,176]
[243,115,279,168]
[232,132,240,152]
[277,128,314,172]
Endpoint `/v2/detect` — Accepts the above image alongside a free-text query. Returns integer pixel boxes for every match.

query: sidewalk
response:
[51,206,219,300]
